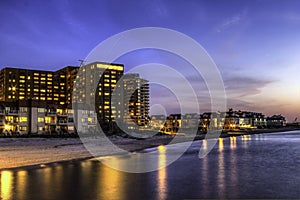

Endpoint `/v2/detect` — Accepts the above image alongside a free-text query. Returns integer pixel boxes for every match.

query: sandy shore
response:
[0,135,177,170]
[0,127,299,170]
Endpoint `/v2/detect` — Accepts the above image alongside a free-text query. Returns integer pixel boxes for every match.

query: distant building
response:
[267,115,286,128]
[162,114,181,134]
[181,113,199,129]
[150,115,166,130]
[199,109,267,130]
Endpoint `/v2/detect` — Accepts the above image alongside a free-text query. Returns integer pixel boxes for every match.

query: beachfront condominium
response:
[0,66,79,105]
[72,62,124,133]
[0,62,150,134]
[115,73,150,130]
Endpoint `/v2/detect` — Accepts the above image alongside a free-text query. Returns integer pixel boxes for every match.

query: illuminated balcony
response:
[45,120,56,125]
[57,112,68,117]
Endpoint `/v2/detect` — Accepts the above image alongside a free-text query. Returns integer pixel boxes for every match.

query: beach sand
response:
[0,135,177,170]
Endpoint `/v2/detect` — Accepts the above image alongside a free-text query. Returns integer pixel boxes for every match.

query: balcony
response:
[0,120,4,125]
[58,120,68,125]
[0,110,5,115]
[45,120,56,125]
[46,112,57,116]
[6,110,19,116]
[57,112,68,117]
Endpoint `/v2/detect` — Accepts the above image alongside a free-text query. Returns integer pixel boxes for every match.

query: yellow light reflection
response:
[230,136,237,150]
[202,140,207,151]
[1,171,14,200]
[217,139,225,198]
[242,135,252,141]
[99,159,124,200]
[218,138,224,152]
[16,171,27,200]
[157,145,167,200]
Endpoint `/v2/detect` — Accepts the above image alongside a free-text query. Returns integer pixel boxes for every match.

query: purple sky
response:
[0,0,299,121]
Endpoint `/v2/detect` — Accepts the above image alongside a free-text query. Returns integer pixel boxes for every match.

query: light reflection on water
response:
[1,131,300,200]
[217,138,225,199]
[157,145,167,200]
[0,171,13,200]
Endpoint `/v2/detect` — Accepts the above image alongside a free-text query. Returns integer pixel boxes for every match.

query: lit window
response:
[19,76,25,79]
[20,126,27,131]
[40,97,45,100]
[38,108,45,113]
[19,117,27,122]
[104,83,109,87]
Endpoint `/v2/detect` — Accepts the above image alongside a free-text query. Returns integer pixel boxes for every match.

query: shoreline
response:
[0,127,299,172]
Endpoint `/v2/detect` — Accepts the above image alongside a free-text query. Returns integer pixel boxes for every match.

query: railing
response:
[6,110,19,115]
[57,112,68,116]
[58,120,68,125]
[45,120,56,124]
[46,112,57,116]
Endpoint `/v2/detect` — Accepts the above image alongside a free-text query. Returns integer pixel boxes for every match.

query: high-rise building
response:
[53,66,79,105]
[0,66,79,105]
[0,68,54,102]
[116,73,150,130]
[72,62,124,133]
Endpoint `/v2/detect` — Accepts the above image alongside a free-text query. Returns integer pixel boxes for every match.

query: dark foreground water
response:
[1,131,300,200]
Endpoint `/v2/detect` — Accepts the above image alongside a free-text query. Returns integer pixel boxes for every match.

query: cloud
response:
[215,9,248,32]
[224,76,275,98]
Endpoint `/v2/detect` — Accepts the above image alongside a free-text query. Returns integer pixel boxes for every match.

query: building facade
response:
[0,66,79,105]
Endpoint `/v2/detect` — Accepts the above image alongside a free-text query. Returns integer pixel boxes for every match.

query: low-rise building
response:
[267,115,286,127]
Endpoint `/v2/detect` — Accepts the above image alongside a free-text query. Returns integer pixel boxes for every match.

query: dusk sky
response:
[0,0,299,121]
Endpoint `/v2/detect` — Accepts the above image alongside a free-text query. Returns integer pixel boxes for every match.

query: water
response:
[1,131,300,200]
